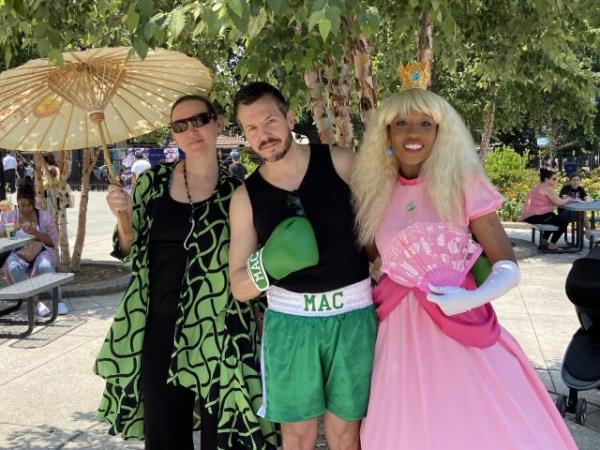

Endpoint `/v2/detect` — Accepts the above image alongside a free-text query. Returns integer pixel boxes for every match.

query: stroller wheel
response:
[555,395,568,417]
[575,398,587,425]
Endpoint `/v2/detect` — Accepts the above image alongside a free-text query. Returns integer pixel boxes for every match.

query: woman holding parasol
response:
[95,95,278,450]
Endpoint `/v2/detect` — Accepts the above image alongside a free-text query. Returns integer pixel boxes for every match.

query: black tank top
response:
[245,144,368,292]
[148,192,209,317]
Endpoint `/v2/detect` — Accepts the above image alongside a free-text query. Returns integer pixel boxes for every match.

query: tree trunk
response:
[479,82,498,164]
[70,148,99,271]
[56,151,71,272]
[416,10,433,88]
[33,153,46,209]
[327,48,354,149]
[304,66,337,145]
[353,35,377,124]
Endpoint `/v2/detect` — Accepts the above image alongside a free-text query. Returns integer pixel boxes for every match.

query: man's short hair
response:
[233,82,289,120]
[569,173,581,180]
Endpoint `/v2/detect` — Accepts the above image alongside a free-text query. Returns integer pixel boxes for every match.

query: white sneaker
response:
[57,302,69,315]
[36,302,51,317]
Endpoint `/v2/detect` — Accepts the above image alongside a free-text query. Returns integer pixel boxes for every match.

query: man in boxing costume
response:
[229,82,376,450]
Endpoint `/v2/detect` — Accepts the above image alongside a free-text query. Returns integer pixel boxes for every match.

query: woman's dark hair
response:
[540,168,555,182]
[170,95,217,120]
[16,179,36,204]
[233,82,289,120]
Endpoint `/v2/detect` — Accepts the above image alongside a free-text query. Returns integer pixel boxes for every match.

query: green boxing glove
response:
[470,254,492,286]
[247,217,319,291]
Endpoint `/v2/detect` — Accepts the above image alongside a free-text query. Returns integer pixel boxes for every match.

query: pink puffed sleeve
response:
[462,172,504,223]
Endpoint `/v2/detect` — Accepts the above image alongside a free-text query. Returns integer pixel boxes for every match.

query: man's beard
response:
[262,132,293,163]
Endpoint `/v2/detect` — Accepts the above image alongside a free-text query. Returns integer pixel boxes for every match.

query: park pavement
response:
[0,192,599,449]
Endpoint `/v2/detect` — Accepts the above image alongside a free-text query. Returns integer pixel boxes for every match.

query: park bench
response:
[0,272,74,339]
[525,223,560,250]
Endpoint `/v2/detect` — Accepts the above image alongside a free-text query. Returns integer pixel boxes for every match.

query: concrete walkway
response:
[0,193,599,448]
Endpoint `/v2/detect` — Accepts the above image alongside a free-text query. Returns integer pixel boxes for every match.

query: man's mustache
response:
[259,138,280,150]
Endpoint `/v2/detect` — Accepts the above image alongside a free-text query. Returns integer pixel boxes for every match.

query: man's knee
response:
[324,413,360,450]
[281,420,318,450]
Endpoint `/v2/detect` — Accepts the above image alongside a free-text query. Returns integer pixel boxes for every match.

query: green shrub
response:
[240,151,258,175]
[581,168,600,199]
[491,169,538,221]
[484,147,536,221]
[484,146,529,191]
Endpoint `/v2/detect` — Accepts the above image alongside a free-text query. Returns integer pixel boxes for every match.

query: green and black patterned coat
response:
[94,163,278,449]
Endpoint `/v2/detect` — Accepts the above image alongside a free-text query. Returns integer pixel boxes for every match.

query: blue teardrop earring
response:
[385,146,394,156]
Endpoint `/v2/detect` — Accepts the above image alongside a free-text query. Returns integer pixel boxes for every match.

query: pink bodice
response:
[373,172,504,348]
[376,173,503,259]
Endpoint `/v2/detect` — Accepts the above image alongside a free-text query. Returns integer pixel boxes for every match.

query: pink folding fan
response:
[381,222,482,292]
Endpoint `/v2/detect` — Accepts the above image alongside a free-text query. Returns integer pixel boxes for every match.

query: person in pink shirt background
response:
[520,168,583,251]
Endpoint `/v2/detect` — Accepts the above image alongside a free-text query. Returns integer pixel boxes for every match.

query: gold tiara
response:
[397,62,429,90]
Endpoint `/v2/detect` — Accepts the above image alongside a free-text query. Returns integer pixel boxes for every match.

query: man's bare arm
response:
[330,146,355,184]
[229,185,262,301]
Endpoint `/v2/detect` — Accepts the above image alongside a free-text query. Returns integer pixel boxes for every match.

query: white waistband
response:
[267,279,373,317]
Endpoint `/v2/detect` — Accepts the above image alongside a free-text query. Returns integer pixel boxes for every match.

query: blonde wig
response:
[351,89,491,246]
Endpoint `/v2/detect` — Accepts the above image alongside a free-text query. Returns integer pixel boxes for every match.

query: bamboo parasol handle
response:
[90,112,134,243]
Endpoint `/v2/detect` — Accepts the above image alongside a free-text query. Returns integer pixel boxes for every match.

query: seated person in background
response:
[521,168,584,251]
[0,199,15,227]
[2,181,69,316]
[558,174,591,223]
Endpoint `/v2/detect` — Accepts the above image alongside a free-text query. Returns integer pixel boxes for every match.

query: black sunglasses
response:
[286,190,305,217]
[171,112,217,133]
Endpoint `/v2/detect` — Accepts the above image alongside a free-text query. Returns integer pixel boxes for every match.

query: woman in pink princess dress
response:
[351,85,576,449]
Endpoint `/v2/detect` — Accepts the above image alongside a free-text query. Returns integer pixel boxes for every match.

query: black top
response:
[559,185,587,200]
[558,185,588,214]
[148,192,207,317]
[245,144,368,292]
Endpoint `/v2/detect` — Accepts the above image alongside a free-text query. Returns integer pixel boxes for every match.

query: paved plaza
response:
[0,192,599,449]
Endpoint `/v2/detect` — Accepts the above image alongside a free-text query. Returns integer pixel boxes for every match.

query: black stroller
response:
[556,246,600,425]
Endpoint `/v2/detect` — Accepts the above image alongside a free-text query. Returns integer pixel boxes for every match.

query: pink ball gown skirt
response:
[360,291,577,450]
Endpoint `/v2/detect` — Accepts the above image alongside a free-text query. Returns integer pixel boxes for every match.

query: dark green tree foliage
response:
[1,0,598,150]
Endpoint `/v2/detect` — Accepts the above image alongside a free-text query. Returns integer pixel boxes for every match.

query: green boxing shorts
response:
[258,279,377,423]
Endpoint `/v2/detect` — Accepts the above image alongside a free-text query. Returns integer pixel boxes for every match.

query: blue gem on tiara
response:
[397,62,429,90]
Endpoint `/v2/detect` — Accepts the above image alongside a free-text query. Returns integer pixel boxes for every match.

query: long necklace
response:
[182,160,196,250]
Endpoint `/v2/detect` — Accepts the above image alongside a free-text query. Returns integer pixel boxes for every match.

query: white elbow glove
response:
[426,260,520,316]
